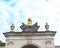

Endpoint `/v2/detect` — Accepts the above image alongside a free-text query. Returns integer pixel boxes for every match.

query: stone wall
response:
[3,31,56,48]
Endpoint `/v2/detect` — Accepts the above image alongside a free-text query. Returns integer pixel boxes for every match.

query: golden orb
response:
[27,18,32,26]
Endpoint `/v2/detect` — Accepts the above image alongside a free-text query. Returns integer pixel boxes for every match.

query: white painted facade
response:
[3,31,56,48]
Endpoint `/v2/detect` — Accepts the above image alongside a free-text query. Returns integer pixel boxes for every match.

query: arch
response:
[21,44,39,48]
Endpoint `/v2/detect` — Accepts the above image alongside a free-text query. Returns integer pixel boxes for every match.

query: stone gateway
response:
[3,18,56,48]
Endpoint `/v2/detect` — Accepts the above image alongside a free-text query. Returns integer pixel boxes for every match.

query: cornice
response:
[3,31,56,37]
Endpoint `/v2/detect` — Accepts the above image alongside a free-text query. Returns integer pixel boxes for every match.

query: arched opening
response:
[22,44,38,48]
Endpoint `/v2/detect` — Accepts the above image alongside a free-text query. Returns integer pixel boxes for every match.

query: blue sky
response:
[0,0,60,45]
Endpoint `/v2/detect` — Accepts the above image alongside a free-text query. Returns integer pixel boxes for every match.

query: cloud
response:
[10,2,16,7]
[0,0,60,45]
[1,0,10,3]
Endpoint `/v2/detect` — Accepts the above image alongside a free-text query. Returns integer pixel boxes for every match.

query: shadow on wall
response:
[22,44,38,48]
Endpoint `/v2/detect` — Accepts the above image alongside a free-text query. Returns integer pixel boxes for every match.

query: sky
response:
[0,0,60,46]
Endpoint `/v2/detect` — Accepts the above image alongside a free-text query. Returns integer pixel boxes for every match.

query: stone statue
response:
[20,18,40,32]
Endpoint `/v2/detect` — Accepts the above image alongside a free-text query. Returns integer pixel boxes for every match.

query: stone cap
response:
[3,31,56,37]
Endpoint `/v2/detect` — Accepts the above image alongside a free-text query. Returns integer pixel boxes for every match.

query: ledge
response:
[3,31,56,37]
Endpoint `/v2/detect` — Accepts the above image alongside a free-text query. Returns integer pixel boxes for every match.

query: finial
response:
[10,23,15,32]
[27,18,32,26]
[45,22,49,31]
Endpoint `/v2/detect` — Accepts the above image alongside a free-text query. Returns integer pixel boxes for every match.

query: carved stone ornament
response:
[45,41,51,44]
[45,22,49,31]
[10,23,15,32]
[20,22,40,32]
[7,42,14,45]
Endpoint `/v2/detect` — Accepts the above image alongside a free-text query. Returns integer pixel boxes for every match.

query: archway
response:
[22,44,38,48]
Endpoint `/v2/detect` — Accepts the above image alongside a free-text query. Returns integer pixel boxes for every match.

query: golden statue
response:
[27,18,32,26]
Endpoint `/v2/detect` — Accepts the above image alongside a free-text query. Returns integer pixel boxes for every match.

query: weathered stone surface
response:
[3,31,56,48]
